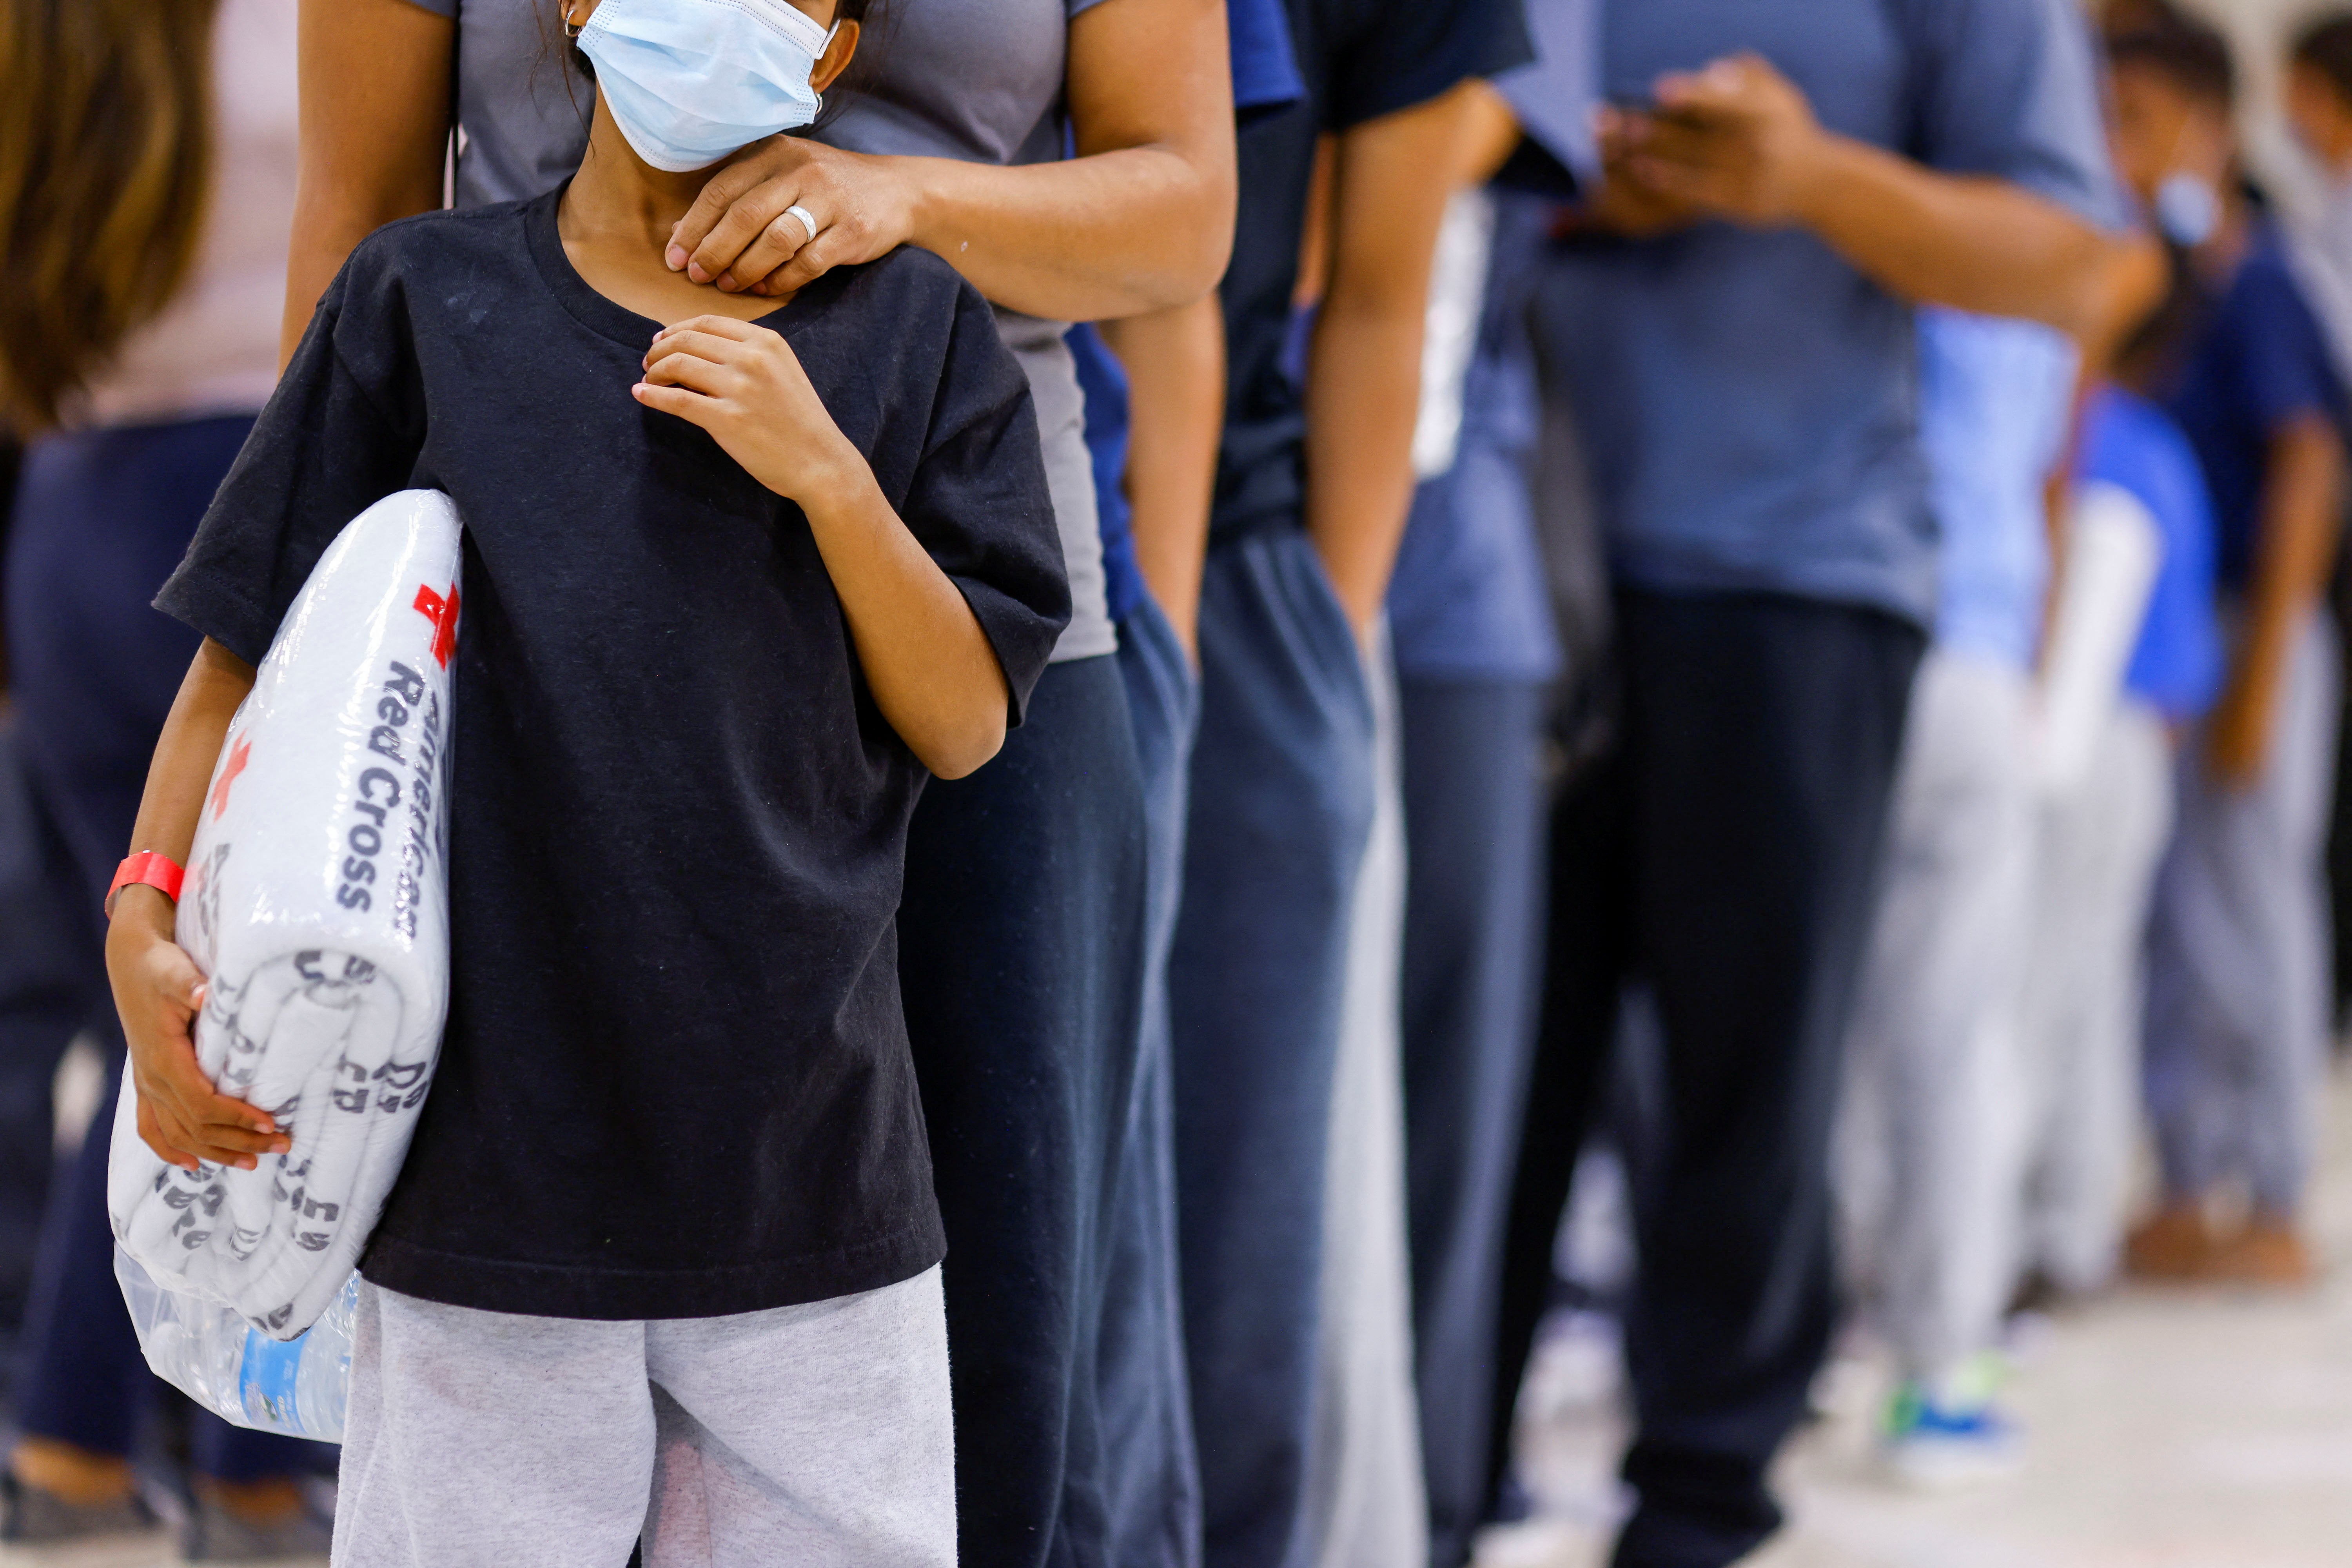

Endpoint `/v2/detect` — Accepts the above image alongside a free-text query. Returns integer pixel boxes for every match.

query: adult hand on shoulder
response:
[1606,53,1835,229]
[105,888,288,1172]
[665,136,922,299]
[637,315,871,508]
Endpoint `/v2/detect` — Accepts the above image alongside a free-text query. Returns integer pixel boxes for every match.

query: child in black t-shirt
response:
[102,2,1068,1559]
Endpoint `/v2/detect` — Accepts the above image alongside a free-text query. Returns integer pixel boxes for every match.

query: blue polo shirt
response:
[1916,307,2077,668]
[1524,0,2121,628]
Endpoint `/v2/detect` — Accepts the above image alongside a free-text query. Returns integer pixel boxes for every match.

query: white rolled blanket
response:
[109,489,461,1341]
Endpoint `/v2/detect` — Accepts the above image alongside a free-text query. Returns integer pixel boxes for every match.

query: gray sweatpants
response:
[2146,612,2340,1216]
[330,1267,956,1568]
[1838,649,2038,1386]
[2017,698,2173,1293]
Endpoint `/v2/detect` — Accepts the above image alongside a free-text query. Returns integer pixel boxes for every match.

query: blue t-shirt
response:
[1916,308,2077,669]
[2075,386,2225,720]
[1524,0,2120,628]
[2156,218,2346,594]
[1387,192,1564,682]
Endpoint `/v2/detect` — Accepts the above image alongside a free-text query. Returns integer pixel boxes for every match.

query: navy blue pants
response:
[1168,528,1374,1568]
[1099,594,1205,1568]
[0,730,100,1341]
[7,416,326,1480]
[897,652,1149,1568]
[1395,679,1549,1568]
[1490,592,1920,1568]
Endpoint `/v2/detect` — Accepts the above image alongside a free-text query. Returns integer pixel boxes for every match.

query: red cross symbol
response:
[210,737,252,820]
[413,583,461,668]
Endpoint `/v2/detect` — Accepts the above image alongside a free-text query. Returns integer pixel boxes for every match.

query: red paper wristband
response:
[105,851,185,918]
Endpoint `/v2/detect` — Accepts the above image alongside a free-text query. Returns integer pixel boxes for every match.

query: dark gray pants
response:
[1395,678,1550,1568]
[1492,590,1922,1568]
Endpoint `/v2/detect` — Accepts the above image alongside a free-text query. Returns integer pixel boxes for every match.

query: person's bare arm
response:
[106,642,290,1172]
[1098,299,1223,660]
[2208,415,2344,785]
[1610,54,2111,332]
[1304,84,1483,635]
[281,0,452,367]
[668,0,1236,318]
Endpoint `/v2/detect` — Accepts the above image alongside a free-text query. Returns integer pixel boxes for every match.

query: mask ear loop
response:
[809,22,842,116]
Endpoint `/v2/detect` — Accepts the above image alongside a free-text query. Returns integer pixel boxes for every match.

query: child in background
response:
[103,1,1070,1561]
[2107,24,2347,1284]
[2016,382,2224,1301]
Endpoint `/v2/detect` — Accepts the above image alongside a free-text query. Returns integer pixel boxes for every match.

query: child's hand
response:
[636,317,871,511]
[104,887,288,1172]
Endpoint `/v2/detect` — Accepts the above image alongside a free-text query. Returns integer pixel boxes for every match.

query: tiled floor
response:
[1477,1069,2352,1568]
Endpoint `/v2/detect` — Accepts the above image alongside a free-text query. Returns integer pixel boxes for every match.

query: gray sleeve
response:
[1067,0,1114,16]
[1902,0,2128,231]
[399,0,456,15]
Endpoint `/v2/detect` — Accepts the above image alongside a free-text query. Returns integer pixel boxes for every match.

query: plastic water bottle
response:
[113,1247,358,1441]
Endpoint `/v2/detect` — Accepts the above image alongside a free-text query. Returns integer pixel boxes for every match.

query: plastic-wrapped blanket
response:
[109,489,461,1341]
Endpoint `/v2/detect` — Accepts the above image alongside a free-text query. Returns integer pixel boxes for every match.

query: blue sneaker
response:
[1880,1364,2022,1489]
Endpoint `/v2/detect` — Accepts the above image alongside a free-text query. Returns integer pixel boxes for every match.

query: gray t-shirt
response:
[1502,0,2122,628]
[403,0,1114,659]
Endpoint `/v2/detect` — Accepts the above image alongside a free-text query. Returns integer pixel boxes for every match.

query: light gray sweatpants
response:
[2016,698,2174,1294]
[330,1266,956,1568]
[2146,612,2340,1217]
[1839,649,2038,1387]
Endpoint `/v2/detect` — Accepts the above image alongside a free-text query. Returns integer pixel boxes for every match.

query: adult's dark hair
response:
[0,0,219,434]
[2293,13,2352,105]
[2108,22,2238,111]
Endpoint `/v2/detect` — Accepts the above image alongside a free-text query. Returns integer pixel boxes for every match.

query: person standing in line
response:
[1377,77,1577,1568]
[1163,1,1531,1563]
[2105,24,2348,1286]
[2281,16,2352,387]
[282,3,1236,1563]
[1070,7,1308,1561]
[0,0,337,1554]
[2017,381,2225,1304]
[1480,4,2124,1561]
[1833,306,2083,1485]
[2277,12,2352,1039]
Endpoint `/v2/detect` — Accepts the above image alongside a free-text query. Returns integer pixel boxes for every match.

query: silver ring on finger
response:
[784,204,820,244]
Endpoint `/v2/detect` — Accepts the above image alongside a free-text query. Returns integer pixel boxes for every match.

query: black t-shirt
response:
[1212,0,1534,542]
[158,190,1070,1319]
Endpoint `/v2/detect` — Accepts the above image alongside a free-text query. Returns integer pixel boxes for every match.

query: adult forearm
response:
[1793,135,2109,328]
[1098,296,1224,657]
[282,0,452,366]
[895,147,1231,321]
[2240,422,2343,706]
[1303,296,1427,636]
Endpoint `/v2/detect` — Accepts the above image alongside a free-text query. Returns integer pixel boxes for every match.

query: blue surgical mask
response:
[579,0,837,174]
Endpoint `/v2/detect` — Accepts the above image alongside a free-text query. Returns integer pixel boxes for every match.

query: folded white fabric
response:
[109,489,461,1340]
